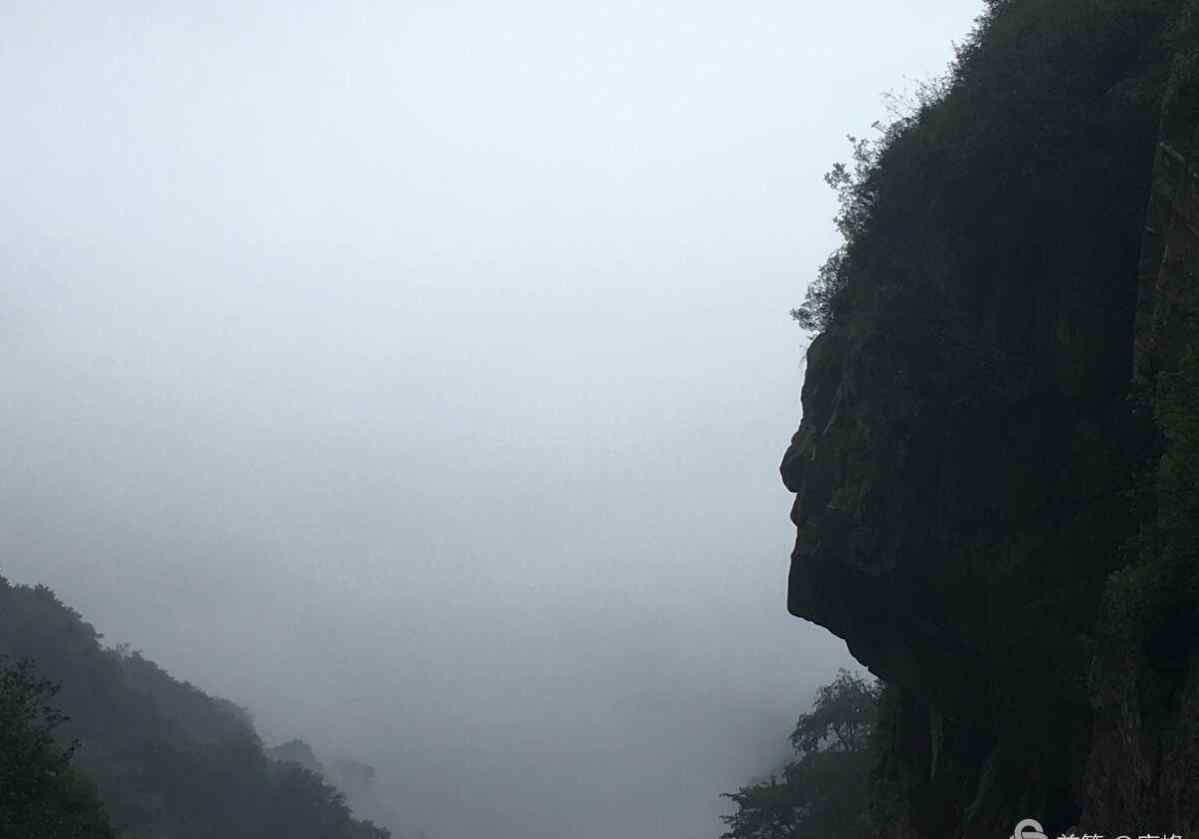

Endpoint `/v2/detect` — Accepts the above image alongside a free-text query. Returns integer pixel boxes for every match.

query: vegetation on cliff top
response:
[794,0,1171,343]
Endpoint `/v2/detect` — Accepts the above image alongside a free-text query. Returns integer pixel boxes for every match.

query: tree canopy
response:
[721,670,881,839]
[0,656,119,839]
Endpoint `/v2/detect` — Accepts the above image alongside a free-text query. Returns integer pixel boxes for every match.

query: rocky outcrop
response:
[270,738,325,773]
[780,2,1198,836]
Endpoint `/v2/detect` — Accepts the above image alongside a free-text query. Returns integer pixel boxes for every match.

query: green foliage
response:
[0,656,119,839]
[1102,334,1199,701]
[721,670,879,839]
[790,137,879,333]
[1155,345,1199,536]
[790,249,846,333]
[0,577,391,839]
[789,669,881,755]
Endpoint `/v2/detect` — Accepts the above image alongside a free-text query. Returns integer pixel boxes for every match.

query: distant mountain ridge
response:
[267,739,407,834]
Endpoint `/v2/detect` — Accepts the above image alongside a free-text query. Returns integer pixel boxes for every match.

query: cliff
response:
[780,1,1199,836]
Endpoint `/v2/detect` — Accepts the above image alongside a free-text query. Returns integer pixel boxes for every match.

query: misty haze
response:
[13,2,1194,839]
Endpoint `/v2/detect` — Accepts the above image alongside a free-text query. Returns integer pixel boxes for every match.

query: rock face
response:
[780,2,1199,836]
[1082,24,1199,835]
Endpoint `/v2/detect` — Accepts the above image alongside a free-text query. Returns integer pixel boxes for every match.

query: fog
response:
[1,3,981,837]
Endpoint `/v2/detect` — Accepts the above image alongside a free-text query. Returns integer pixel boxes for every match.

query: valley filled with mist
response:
[10,1,1199,838]
[0,2,979,837]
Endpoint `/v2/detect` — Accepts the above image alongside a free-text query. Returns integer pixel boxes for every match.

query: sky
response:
[1,2,982,837]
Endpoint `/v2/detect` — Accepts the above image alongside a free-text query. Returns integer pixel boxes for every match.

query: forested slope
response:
[0,577,390,839]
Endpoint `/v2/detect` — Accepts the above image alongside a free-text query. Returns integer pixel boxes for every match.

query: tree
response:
[720,670,880,839]
[789,669,880,755]
[0,656,119,839]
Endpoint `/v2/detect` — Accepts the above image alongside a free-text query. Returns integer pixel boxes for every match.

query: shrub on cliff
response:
[721,670,880,839]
